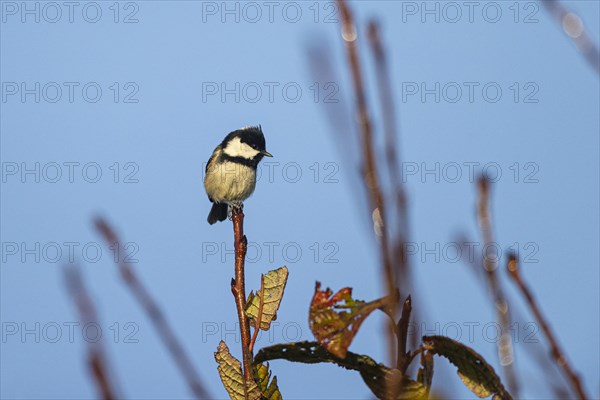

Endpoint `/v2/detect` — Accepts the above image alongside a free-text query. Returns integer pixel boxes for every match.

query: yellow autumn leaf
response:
[214,341,261,400]
[246,267,289,330]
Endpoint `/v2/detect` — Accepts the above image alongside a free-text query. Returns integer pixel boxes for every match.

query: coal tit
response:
[204,125,272,224]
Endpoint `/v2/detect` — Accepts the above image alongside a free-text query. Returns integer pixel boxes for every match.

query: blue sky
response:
[1,1,599,399]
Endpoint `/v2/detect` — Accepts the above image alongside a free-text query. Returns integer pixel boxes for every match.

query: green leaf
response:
[246,267,289,330]
[309,282,395,359]
[422,335,512,400]
[253,363,282,400]
[255,341,427,400]
[214,341,261,400]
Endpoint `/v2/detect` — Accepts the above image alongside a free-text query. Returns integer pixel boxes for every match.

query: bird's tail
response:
[208,203,228,225]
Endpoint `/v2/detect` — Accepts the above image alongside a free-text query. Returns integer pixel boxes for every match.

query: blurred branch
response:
[64,265,119,400]
[507,254,589,400]
[396,295,412,373]
[542,0,600,75]
[366,22,411,295]
[366,20,405,216]
[336,0,398,372]
[366,19,422,362]
[458,231,572,398]
[305,39,366,224]
[94,218,210,400]
[476,177,519,396]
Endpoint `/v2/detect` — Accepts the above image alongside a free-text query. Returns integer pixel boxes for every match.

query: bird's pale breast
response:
[204,160,256,203]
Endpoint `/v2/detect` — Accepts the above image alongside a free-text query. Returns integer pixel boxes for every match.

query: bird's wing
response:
[205,150,217,174]
[205,148,221,202]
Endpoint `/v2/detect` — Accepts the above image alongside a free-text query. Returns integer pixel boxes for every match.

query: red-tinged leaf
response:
[309,281,395,359]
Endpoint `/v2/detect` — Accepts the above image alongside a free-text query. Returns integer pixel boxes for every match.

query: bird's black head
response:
[221,125,272,166]
[236,125,266,151]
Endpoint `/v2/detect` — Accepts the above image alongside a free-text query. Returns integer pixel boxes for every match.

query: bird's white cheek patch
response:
[223,137,260,158]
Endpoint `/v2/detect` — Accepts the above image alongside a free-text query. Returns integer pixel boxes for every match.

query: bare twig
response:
[476,177,519,395]
[542,0,600,75]
[64,266,118,400]
[230,207,254,387]
[367,18,422,360]
[366,20,405,217]
[306,41,368,223]
[94,218,209,400]
[87,352,116,400]
[404,345,424,373]
[366,21,411,293]
[396,295,412,373]
[336,0,397,373]
[507,255,589,400]
[418,349,434,397]
[458,233,572,397]
[248,274,265,354]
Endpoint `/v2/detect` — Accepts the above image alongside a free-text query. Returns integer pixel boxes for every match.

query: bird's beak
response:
[261,150,273,157]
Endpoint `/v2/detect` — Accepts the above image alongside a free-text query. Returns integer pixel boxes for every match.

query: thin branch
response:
[366,19,421,362]
[94,218,209,400]
[396,295,412,373]
[248,274,265,354]
[542,0,600,75]
[230,207,254,387]
[458,233,572,398]
[418,349,434,398]
[366,21,411,291]
[405,346,424,372]
[476,176,519,395]
[87,352,116,400]
[336,0,397,372]
[507,254,589,400]
[366,20,406,219]
[305,39,368,232]
[64,265,119,400]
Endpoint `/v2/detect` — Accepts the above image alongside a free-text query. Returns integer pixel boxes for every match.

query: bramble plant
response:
[63,1,592,399]
[207,2,589,399]
[211,208,513,400]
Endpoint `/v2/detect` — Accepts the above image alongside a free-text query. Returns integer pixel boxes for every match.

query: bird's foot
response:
[228,203,244,220]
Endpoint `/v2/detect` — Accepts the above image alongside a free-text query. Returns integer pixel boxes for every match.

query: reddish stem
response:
[507,255,589,400]
[249,275,265,354]
[231,207,254,386]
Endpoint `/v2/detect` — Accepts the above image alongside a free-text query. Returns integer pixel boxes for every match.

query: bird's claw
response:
[227,203,244,220]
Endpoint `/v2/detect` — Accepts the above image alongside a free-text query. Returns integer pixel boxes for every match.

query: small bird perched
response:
[204,125,273,224]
